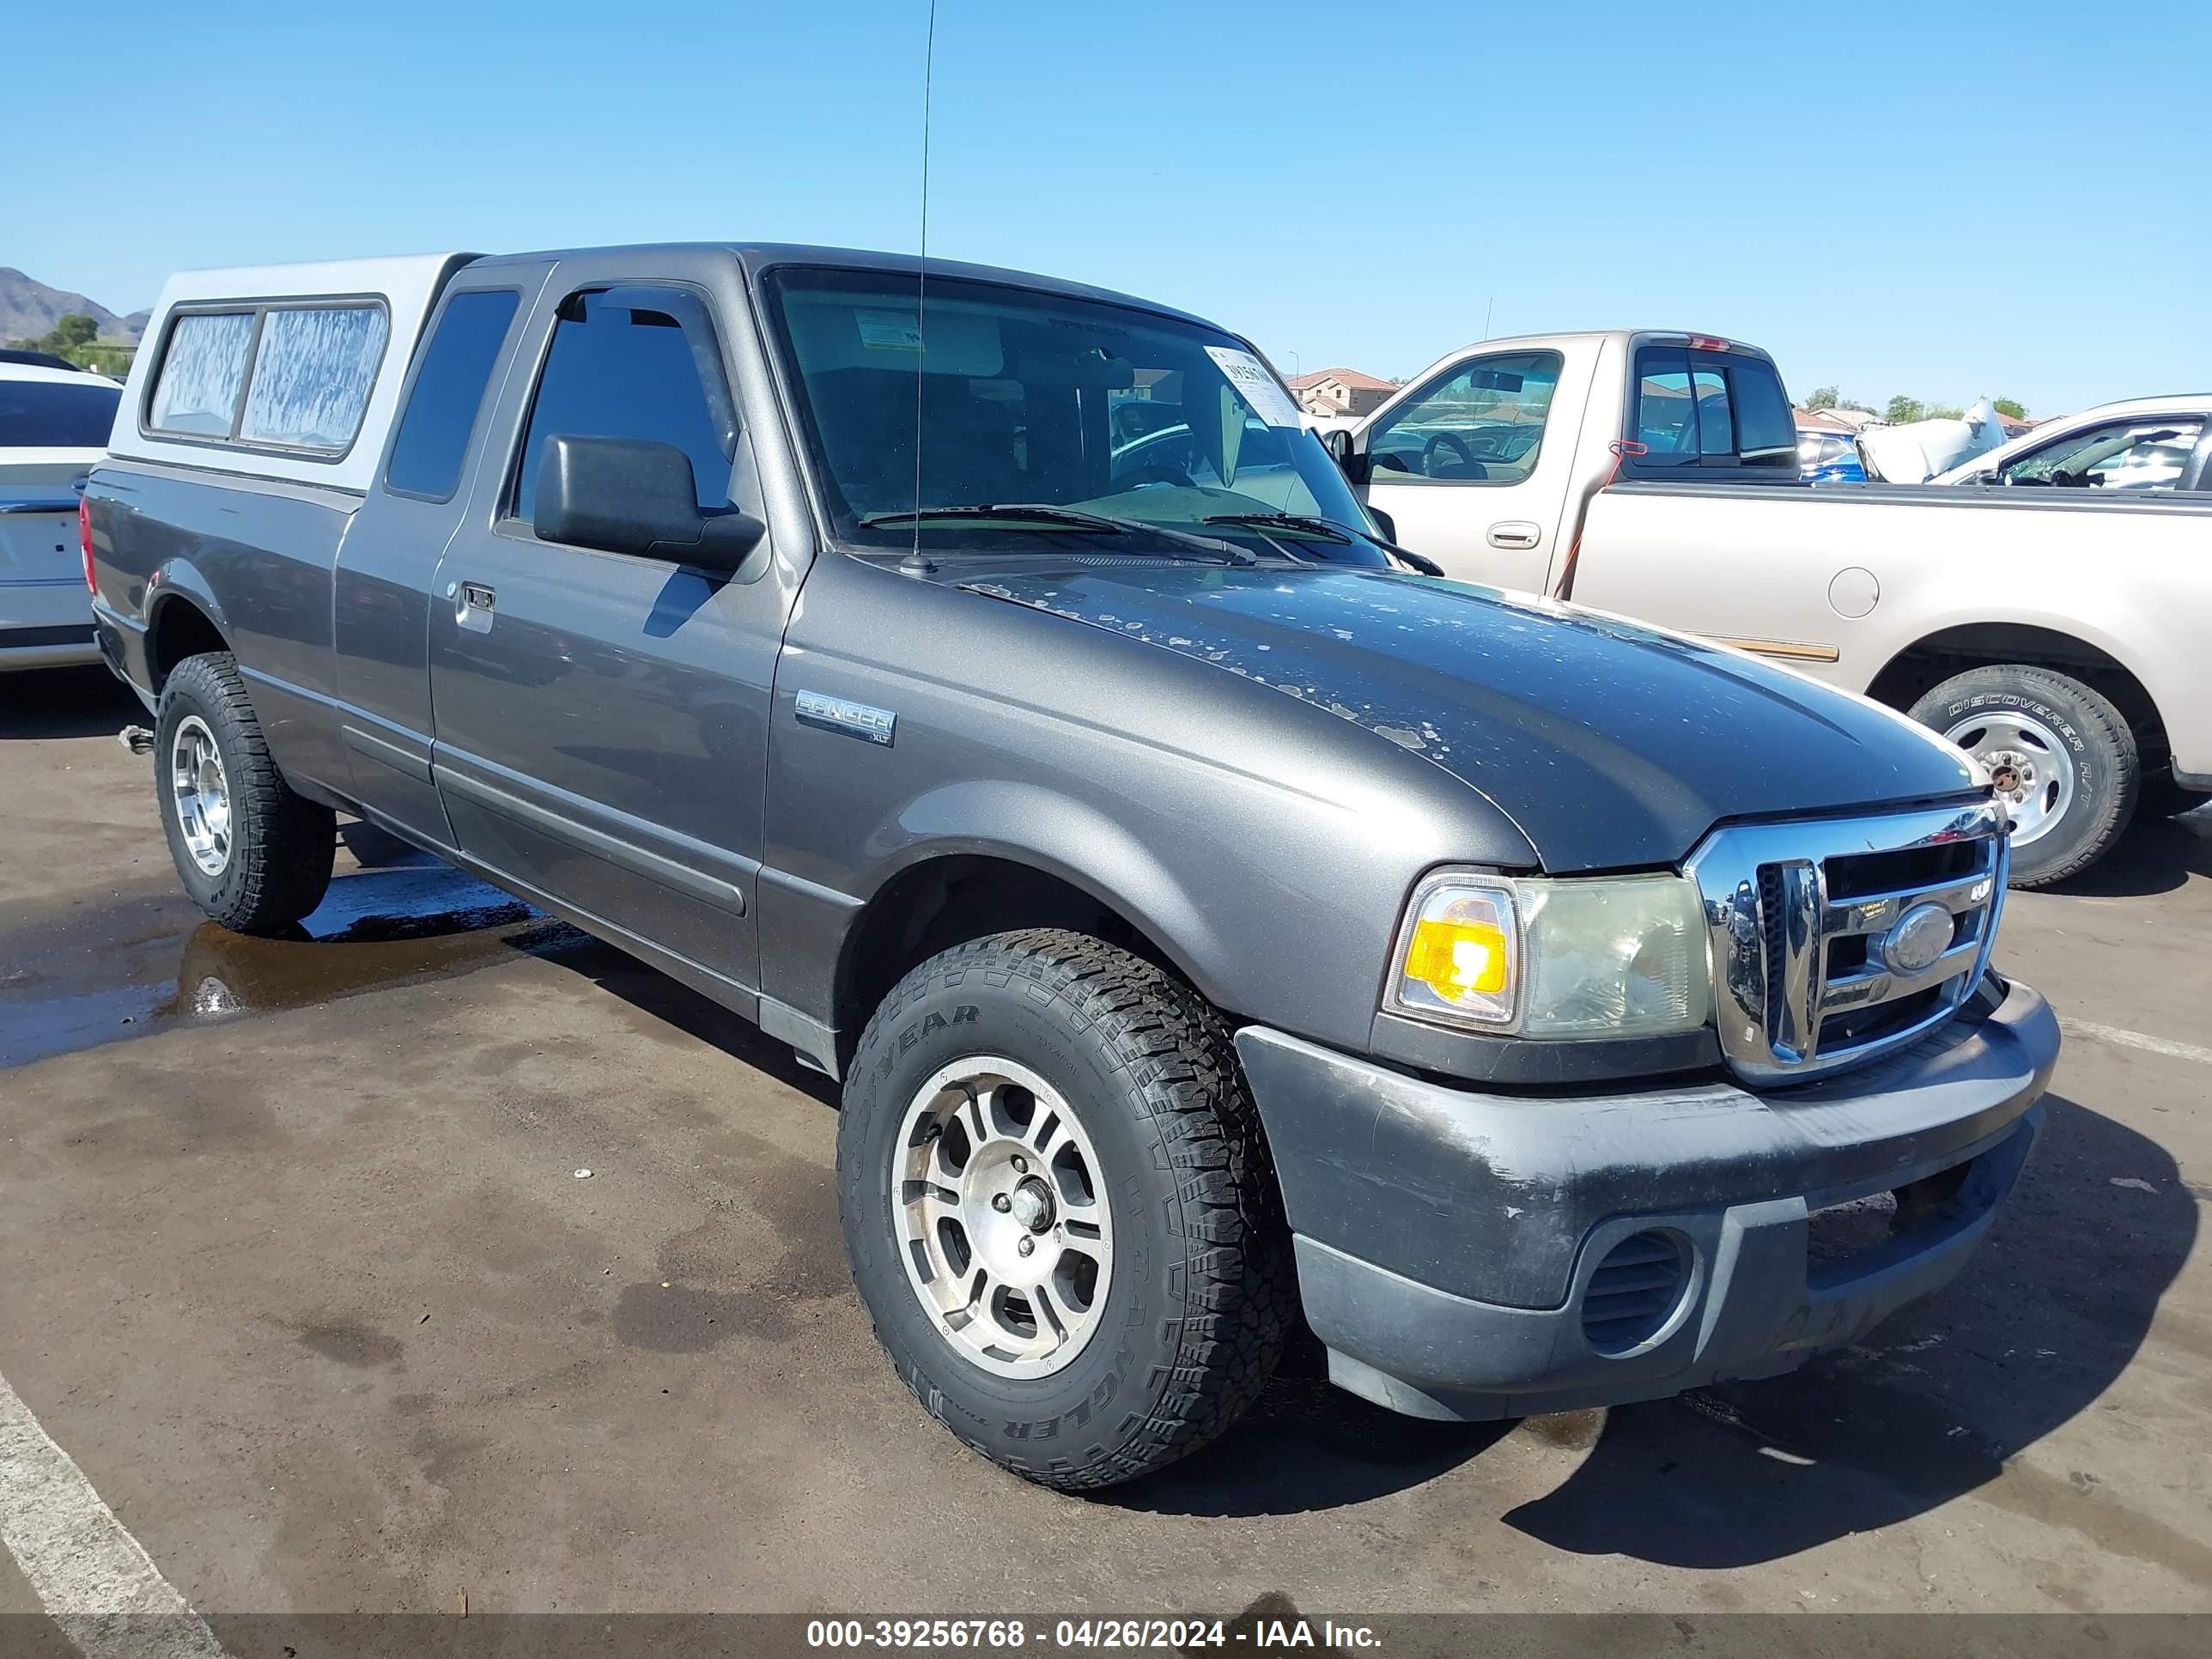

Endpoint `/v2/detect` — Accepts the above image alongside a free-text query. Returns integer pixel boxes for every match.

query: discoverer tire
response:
[1909,664,2136,890]
[155,652,336,933]
[836,929,1293,1491]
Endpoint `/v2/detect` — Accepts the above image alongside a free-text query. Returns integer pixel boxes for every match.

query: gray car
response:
[85,244,2058,1490]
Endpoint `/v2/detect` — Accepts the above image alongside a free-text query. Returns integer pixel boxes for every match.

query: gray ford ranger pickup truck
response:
[85,243,2059,1490]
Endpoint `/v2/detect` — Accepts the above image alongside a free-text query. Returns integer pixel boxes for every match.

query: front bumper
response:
[1236,974,2058,1421]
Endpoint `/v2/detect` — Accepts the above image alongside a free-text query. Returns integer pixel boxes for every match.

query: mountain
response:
[0,268,149,345]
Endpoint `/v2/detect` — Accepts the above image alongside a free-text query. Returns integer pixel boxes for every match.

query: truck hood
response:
[957,563,1978,871]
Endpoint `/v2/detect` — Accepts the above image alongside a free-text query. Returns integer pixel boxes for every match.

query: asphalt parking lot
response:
[2,665,2207,1623]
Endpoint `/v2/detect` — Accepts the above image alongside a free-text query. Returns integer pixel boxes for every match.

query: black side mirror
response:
[534,434,766,574]
[1321,424,1371,485]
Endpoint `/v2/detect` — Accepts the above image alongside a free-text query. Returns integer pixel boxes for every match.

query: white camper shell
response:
[108,253,477,494]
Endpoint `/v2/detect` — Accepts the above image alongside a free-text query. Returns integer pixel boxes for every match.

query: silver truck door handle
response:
[1487,521,1540,550]
[448,580,496,634]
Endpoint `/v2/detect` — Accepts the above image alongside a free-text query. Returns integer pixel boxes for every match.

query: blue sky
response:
[9,1,2207,416]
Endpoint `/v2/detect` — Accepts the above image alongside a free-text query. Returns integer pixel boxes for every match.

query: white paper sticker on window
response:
[1204,346,1302,428]
[856,309,924,352]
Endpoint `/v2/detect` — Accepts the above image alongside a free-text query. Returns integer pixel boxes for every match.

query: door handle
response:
[448,580,496,634]
[1487,521,1541,550]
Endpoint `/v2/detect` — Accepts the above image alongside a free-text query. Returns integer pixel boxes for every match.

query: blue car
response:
[1797,427,1866,483]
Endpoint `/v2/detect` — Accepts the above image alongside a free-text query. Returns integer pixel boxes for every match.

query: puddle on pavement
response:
[0,848,582,1070]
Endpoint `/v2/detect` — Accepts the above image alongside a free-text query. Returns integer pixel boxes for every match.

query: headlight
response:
[1389,872,1711,1039]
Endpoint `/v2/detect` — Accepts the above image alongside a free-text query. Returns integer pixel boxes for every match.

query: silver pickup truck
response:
[1332,331,2212,887]
[86,247,2057,1490]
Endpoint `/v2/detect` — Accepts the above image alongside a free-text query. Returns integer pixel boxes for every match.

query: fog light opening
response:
[1581,1230,1691,1357]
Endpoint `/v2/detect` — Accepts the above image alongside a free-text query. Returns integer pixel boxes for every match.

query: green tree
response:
[45,313,100,349]
[1993,397,2027,419]
[1803,385,1839,411]
[1926,403,1966,422]
[1885,395,1926,424]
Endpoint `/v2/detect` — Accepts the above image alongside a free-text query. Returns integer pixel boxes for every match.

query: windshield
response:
[763,268,1386,564]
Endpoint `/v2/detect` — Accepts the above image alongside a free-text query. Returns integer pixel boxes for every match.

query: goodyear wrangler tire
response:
[1910,664,2136,890]
[155,652,337,933]
[836,928,1292,1490]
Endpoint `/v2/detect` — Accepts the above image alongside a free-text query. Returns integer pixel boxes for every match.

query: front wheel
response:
[1909,664,2137,889]
[836,930,1292,1490]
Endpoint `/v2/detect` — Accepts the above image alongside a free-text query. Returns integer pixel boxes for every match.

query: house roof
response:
[1793,408,1856,432]
[1286,367,1395,392]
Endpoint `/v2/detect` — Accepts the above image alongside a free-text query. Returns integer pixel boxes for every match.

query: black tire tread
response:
[1910,663,2137,890]
[158,652,336,933]
[843,928,1293,1492]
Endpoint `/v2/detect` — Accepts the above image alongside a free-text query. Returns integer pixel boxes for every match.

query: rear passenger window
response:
[1635,351,1696,459]
[1692,368,1734,457]
[1729,358,1798,467]
[148,302,391,454]
[386,290,521,500]
[238,306,389,452]
[514,287,738,524]
[148,312,256,435]
[1633,347,1796,470]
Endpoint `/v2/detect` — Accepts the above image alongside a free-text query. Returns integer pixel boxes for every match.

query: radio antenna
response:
[902,0,939,574]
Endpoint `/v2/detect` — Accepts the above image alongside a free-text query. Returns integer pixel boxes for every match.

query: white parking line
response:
[2062,1018,2212,1067]
[0,1369,228,1658]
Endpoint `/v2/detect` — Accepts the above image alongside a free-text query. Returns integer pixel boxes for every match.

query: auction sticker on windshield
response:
[856,309,924,351]
[1204,346,1302,427]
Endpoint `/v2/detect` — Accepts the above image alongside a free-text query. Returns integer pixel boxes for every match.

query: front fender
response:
[877,778,1230,995]
[754,778,1236,1055]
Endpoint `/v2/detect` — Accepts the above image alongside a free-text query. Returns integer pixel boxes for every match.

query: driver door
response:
[1353,348,1579,592]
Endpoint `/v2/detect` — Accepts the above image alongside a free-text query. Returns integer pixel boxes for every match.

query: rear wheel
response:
[1909,664,2136,889]
[836,929,1292,1490]
[155,653,336,933]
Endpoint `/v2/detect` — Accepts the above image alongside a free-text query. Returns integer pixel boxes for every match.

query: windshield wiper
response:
[1202,512,1444,576]
[861,503,1255,564]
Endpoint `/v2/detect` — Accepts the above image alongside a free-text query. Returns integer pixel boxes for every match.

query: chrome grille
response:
[1686,801,2008,1084]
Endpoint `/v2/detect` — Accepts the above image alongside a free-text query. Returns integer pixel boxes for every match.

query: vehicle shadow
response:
[1109,1375,1513,1517]
[0,665,138,740]
[2045,809,2211,898]
[526,930,842,1108]
[1502,1092,2194,1566]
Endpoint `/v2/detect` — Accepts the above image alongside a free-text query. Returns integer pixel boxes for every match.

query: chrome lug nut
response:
[992,1193,1012,1212]
[1017,1237,1035,1257]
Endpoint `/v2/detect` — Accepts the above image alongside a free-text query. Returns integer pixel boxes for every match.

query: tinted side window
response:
[1635,349,1696,462]
[1366,350,1561,484]
[1633,348,1796,468]
[386,290,522,500]
[1727,356,1798,467]
[1692,367,1734,458]
[238,306,390,452]
[149,312,256,436]
[0,380,121,447]
[514,288,737,522]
